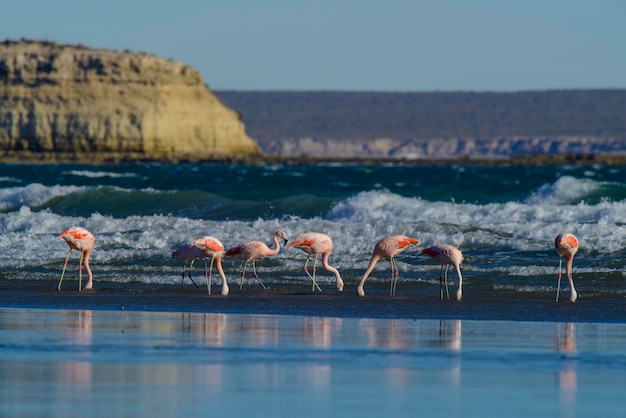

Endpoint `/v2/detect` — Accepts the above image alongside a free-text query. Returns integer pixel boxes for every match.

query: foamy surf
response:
[0,163,623,297]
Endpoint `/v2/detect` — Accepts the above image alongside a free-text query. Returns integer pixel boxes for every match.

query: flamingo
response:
[171,244,203,288]
[288,232,344,292]
[58,227,95,291]
[192,236,229,296]
[420,244,464,301]
[357,235,420,296]
[555,233,579,302]
[225,230,288,290]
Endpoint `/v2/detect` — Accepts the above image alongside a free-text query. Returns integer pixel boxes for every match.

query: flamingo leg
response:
[187,260,198,289]
[567,257,577,302]
[556,257,562,302]
[303,255,322,292]
[312,254,323,292]
[187,260,199,289]
[206,258,213,295]
[181,263,186,287]
[304,255,314,290]
[203,258,208,290]
[78,250,84,292]
[251,261,268,290]
[389,258,394,296]
[303,255,311,280]
[58,249,72,291]
[444,264,451,299]
[204,259,209,294]
[439,264,446,299]
[239,261,249,289]
[312,254,317,291]
[390,256,399,296]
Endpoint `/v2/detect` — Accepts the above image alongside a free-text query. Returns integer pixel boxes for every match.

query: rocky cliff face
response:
[0,40,261,162]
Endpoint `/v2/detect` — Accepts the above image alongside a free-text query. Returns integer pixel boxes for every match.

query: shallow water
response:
[1,308,625,417]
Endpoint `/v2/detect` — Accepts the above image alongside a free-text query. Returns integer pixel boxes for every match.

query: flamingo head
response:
[276,230,289,246]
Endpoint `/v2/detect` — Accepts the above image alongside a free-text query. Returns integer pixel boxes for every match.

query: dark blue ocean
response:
[0,162,625,321]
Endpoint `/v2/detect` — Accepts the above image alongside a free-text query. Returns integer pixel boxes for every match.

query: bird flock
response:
[58,227,580,302]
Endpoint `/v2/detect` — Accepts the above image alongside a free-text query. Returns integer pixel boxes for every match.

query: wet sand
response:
[0,279,624,323]
[1,307,625,417]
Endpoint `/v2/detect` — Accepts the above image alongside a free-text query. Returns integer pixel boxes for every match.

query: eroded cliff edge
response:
[0,40,261,162]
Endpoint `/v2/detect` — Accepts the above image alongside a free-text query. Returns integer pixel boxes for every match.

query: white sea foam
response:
[1,175,625,286]
[525,175,605,205]
[0,184,87,211]
[325,186,626,254]
[0,176,21,183]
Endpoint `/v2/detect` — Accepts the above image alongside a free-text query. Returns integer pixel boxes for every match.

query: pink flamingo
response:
[555,233,579,302]
[225,230,288,290]
[420,244,464,301]
[288,232,344,292]
[171,244,203,288]
[58,227,95,291]
[357,235,420,296]
[192,236,229,296]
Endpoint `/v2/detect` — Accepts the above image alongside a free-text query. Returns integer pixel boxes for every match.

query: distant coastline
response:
[252,153,626,166]
[2,149,626,166]
[216,89,626,161]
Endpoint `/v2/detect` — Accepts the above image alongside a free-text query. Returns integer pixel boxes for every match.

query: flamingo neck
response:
[357,256,380,295]
[268,235,282,256]
[83,250,93,283]
[322,252,344,291]
[214,257,229,295]
[565,257,574,276]
[566,256,577,302]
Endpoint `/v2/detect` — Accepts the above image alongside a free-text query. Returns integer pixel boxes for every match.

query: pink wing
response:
[225,244,247,257]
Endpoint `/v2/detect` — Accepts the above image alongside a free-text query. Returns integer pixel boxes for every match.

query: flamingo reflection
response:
[179,313,227,388]
[302,317,343,386]
[60,310,93,386]
[439,320,462,386]
[557,322,577,415]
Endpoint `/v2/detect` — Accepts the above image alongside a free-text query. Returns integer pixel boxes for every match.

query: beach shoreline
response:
[0,278,623,324]
[2,151,626,166]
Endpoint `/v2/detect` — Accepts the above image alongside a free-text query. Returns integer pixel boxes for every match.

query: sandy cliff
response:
[0,40,261,162]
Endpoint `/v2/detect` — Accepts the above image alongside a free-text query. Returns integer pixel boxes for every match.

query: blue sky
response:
[2,0,625,91]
